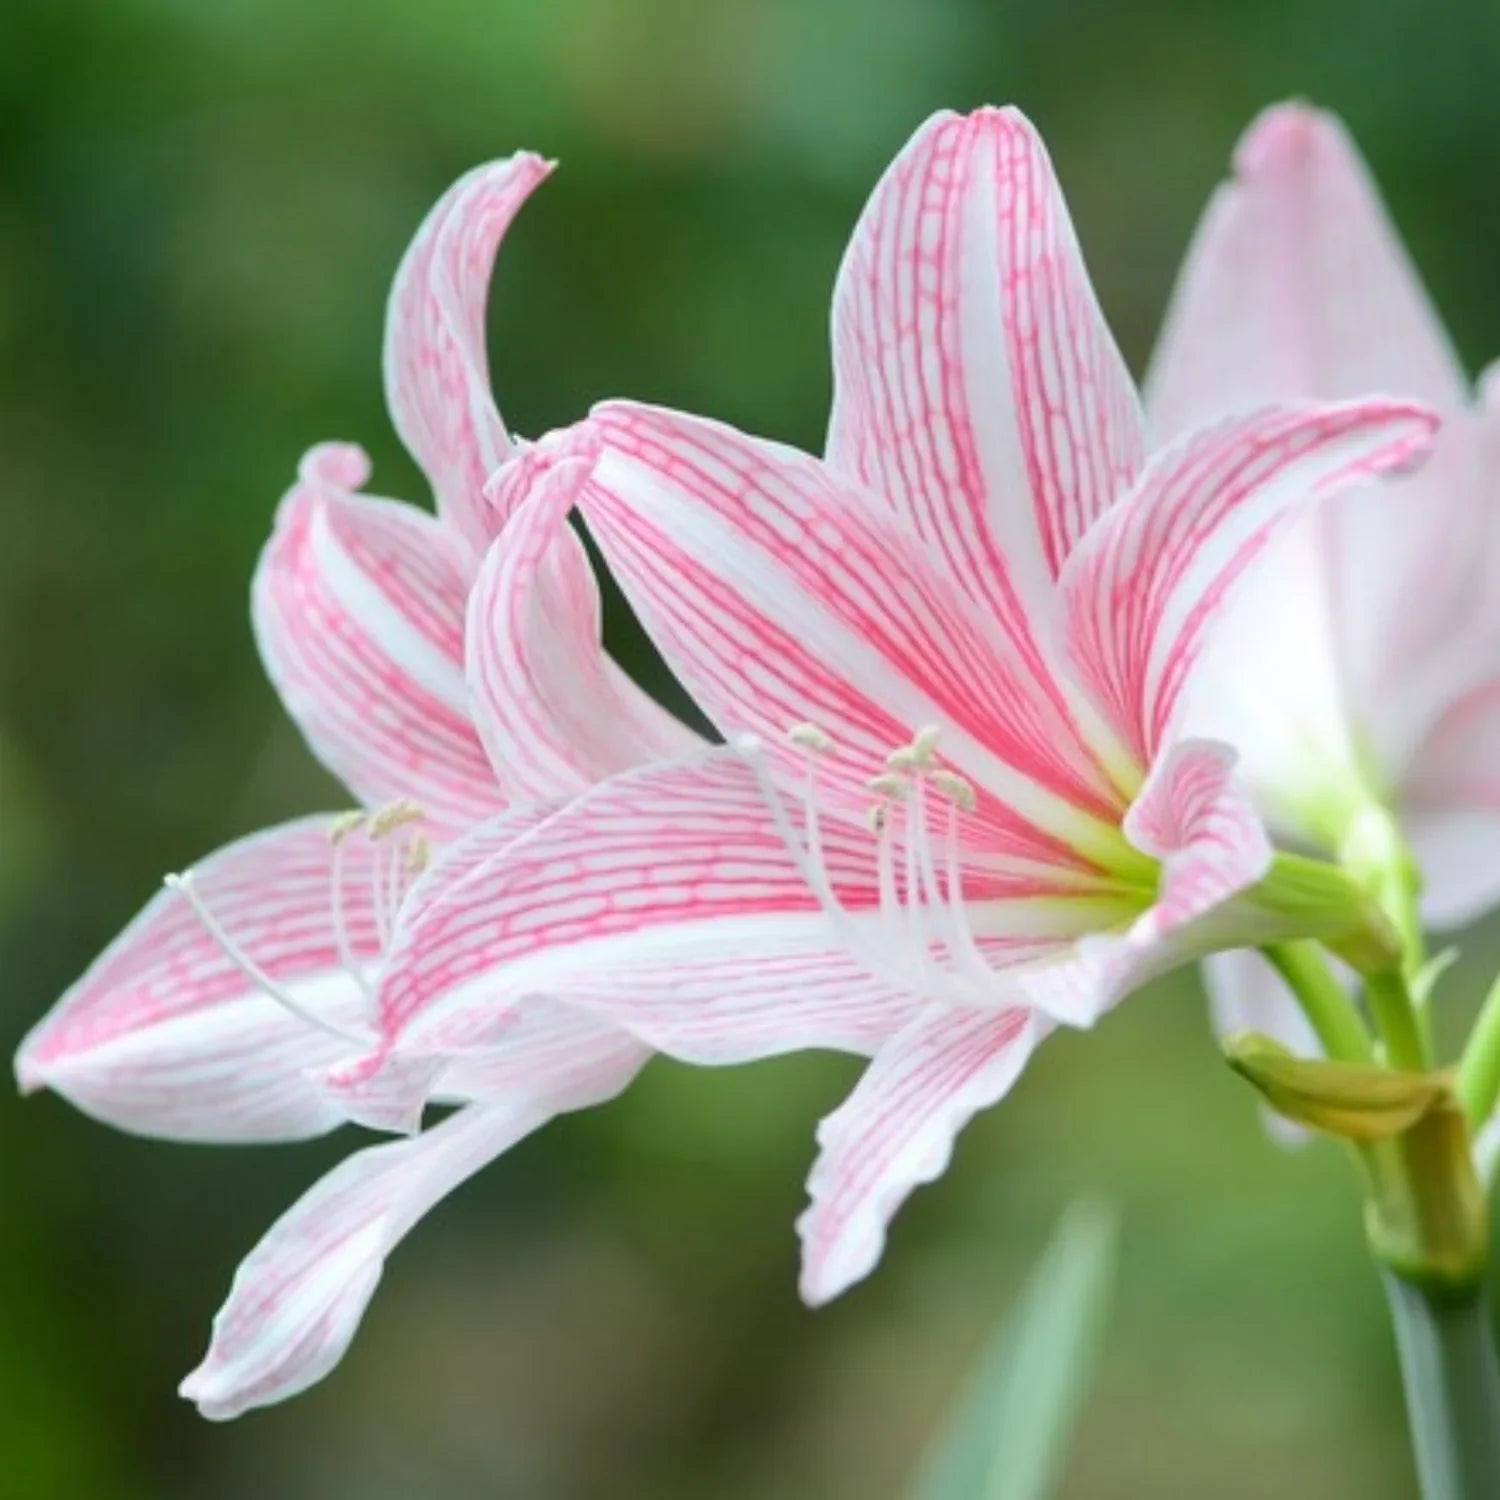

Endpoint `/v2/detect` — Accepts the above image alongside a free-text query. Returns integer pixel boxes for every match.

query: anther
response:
[866,772,910,800]
[867,803,890,834]
[910,724,943,763]
[788,722,835,754]
[368,799,425,839]
[929,769,978,814]
[329,811,365,845]
[406,833,431,874]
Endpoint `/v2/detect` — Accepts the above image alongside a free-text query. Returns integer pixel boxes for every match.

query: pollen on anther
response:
[328,811,366,845]
[788,722,835,754]
[929,768,978,813]
[866,772,910,800]
[368,799,426,839]
[910,724,943,762]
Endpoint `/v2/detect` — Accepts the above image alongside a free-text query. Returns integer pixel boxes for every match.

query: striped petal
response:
[1146,102,1467,442]
[827,107,1144,630]
[14,818,381,1142]
[183,1039,639,1421]
[253,445,506,841]
[798,1004,1038,1304]
[582,401,1123,870]
[344,754,920,1111]
[467,437,700,802]
[383,155,552,549]
[1019,740,1272,1025]
[1059,401,1438,763]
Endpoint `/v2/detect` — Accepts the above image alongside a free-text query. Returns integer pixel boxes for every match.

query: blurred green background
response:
[5,1,1500,1495]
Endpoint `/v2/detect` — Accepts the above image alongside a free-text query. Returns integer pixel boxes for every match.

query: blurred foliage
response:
[4,0,1500,1496]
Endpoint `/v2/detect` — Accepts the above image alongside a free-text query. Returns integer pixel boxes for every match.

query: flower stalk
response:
[1382,1272,1500,1500]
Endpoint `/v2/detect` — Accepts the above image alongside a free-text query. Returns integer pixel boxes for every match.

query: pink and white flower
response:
[336,108,1436,1320]
[16,154,700,1414]
[1145,102,1500,1047]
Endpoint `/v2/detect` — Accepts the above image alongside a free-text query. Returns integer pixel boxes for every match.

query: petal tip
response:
[1235,99,1337,177]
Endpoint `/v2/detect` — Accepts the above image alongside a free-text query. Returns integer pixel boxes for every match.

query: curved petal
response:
[1060,401,1438,762]
[582,401,1122,868]
[182,1039,639,1421]
[1019,740,1272,1025]
[14,818,384,1142]
[467,437,700,802]
[798,1004,1038,1304]
[1146,102,1467,441]
[382,155,552,549]
[252,446,506,841]
[828,107,1144,629]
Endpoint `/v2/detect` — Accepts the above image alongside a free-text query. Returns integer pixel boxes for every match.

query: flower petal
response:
[1404,675,1500,928]
[14,818,383,1142]
[182,1039,639,1421]
[827,107,1144,626]
[382,155,552,549]
[253,446,506,840]
[798,1004,1037,1304]
[582,401,1123,866]
[1019,740,1272,1025]
[1146,102,1468,440]
[467,438,700,802]
[1059,401,1438,762]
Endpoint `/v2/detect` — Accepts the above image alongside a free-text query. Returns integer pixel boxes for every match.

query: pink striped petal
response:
[1060,401,1438,762]
[182,1038,639,1421]
[467,437,700,802]
[798,1004,1037,1304]
[350,754,922,1095]
[1019,740,1272,1025]
[828,107,1144,626]
[582,401,1122,868]
[382,155,552,549]
[14,818,381,1142]
[1147,102,1467,442]
[253,445,506,841]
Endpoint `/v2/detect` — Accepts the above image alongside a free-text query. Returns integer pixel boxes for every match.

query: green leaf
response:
[910,1200,1118,1500]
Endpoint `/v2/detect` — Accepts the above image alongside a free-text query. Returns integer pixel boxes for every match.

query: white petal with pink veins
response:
[827,107,1144,632]
[15,818,387,1142]
[467,438,700,802]
[183,1033,641,1421]
[383,154,552,549]
[798,1003,1038,1304]
[253,446,506,841]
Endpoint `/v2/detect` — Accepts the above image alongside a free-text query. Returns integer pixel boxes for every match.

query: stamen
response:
[328,810,365,845]
[329,825,372,1001]
[866,772,910,800]
[910,723,942,763]
[165,872,373,1047]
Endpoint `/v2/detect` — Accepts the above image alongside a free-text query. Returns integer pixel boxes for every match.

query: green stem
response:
[1381,1273,1500,1500]
[1456,971,1500,1129]
[1264,941,1374,1063]
[1366,967,1429,1072]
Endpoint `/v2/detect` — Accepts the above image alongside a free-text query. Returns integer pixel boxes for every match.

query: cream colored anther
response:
[788,722,836,754]
[368,799,426,839]
[929,769,978,814]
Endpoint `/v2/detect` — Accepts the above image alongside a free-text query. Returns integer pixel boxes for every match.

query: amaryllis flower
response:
[1145,102,1500,1050]
[327,108,1436,1328]
[15,154,699,1411]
